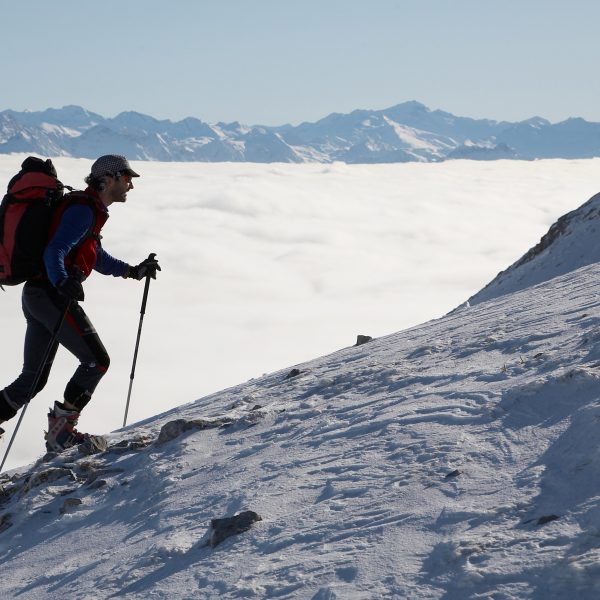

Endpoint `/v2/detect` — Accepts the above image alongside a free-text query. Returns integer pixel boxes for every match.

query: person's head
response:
[85,154,140,205]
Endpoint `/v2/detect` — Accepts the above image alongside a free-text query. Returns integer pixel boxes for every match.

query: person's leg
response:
[56,300,110,412]
[0,286,60,424]
[45,298,112,450]
[3,281,110,451]
[48,293,110,450]
[18,282,110,410]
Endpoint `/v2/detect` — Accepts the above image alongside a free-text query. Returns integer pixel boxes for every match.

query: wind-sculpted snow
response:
[3,262,600,597]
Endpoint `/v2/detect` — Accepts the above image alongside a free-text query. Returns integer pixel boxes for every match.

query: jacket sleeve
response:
[94,247,130,278]
[44,204,94,286]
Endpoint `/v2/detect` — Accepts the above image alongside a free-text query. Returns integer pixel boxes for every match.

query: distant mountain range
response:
[2,102,600,163]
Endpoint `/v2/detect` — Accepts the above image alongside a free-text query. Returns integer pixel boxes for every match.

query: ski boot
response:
[45,402,107,454]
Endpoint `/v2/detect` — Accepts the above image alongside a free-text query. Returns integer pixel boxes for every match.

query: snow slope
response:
[2,198,600,597]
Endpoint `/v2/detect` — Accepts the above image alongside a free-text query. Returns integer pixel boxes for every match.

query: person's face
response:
[107,174,134,204]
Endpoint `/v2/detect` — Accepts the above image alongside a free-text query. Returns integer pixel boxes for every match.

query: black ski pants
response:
[0,280,110,421]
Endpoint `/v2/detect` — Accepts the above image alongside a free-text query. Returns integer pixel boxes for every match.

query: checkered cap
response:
[90,155,140,178]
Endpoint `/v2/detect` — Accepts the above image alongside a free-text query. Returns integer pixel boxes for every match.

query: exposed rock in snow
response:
[156,417,234,444]
[209,511,263,548]
[59,497,83,515]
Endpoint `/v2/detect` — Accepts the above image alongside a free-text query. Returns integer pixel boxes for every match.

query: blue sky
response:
[3,0,599,125]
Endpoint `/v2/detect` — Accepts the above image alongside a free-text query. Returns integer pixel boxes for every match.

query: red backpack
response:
[0,157,69,286]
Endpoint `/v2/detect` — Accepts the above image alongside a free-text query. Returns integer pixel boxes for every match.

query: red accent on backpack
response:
[0,159,65,286]
[9,172,60,196]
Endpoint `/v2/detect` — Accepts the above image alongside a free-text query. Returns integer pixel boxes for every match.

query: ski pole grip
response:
[139,253,156,315]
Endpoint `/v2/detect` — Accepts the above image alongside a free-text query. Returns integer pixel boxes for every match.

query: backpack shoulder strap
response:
[53,191,102,242]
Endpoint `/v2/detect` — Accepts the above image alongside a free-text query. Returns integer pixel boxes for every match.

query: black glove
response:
[57,277,84,301]
[127,253,161,280]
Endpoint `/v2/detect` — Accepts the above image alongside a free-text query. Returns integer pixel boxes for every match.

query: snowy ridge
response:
[3,258,600,596]
[468,191,600,305]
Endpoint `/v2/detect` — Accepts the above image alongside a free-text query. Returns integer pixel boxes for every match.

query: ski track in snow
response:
[2,261,600,598]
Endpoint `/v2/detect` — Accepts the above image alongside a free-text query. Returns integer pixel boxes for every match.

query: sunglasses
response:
[112,172,134,186]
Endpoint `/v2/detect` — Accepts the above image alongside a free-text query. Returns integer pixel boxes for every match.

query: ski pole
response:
[122,255,155,427]
[0,300,71,473]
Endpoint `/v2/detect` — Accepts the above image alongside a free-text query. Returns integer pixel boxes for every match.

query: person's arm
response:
[94,247,130,277]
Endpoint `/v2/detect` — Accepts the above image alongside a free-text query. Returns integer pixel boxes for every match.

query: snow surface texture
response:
[3,244,600,596]
[2,157,596,471]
